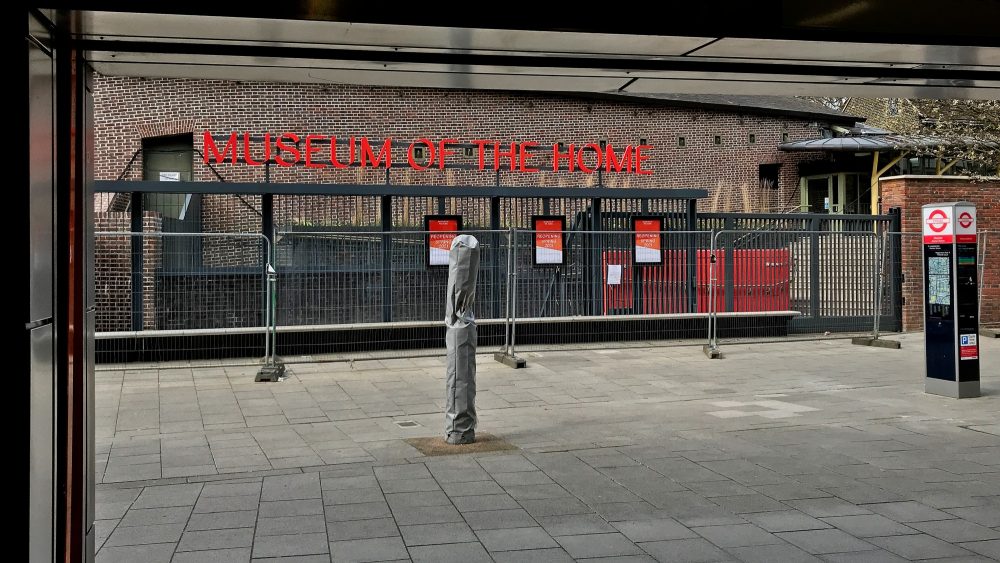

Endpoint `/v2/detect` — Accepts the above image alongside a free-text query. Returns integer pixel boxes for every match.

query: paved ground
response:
[96,334,1000,562]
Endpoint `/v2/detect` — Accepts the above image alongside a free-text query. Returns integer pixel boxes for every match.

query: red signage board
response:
[956,209,977,243]
[532,216,566,266]
[425,215,462,267]
[922,207,954,244]
[633,217,664,264]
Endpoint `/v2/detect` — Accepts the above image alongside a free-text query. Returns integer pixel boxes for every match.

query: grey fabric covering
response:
[444,235,480,444]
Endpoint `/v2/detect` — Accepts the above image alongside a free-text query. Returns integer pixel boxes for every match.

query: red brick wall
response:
[94,212,163,331]
[93,76,831,226]
[880,176,1000,330]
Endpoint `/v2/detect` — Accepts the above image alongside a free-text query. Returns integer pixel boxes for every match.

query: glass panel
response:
[806,178,830,214]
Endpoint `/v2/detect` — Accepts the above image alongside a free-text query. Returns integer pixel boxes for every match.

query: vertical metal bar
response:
[503,228,514,354]
[724,216,735,313]
[261,192,273,328]
[491,196,501,320]
[874,227,886,339]
[130,192,143,331]
[591,197,602,316]
[510,228,519,357]
[381,195,393,323]
[810,217,822,319]
[686,199,698,313]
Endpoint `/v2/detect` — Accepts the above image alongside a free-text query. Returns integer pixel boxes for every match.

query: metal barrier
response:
[94,232,272,368]
[272,229,509,360]
[95,226,933,366]
[705,229,895,353]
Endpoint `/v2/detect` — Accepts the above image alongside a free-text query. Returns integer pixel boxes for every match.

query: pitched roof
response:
[558,92,862,123]
[779,133,999,152]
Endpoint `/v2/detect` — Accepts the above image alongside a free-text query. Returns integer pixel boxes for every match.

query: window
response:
[413,146,426,160]
[677,136,686,147]
[463,146,474,158]
[714,135,722,145]
[142,134,196,222]
[599,139,607,149]
[782,132,789,142]
[758,163,780,190]
[749,134,756,144]
[638,137,648,146]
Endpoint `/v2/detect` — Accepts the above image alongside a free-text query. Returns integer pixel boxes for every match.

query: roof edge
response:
[551,91,864,124]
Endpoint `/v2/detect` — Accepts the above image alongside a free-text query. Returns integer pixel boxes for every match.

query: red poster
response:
[426,215,461,267]
[533,216,565,266]
[633,217,663,264]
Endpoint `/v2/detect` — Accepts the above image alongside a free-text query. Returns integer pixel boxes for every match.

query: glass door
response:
[802,176,835,213]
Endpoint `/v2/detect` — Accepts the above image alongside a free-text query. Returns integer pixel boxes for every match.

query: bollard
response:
[445,235,480,444]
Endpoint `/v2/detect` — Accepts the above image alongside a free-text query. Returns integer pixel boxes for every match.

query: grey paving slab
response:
[865,501,957,523]
[611,519,698,543]
[777,529,878,554]
[323,487,386,506]
[252,533,330,558]
[194,494,260,514]
[556,532,644,559]
[492,471,555,487]
[476,526,560,552]
[177,528,255,552]
[744,510,831,533]
[692,524,782,548]
[104,523,186,547]
[787,498,873,518]
[390,504,465,526]
[637,538,733,563]
[819,514,919,537]
[463,508,538,530]
[818,550,911,563]
[251,556,331,563]
[171,548,252,563]
[256,514,327,536]
[328,537,408,563]
[437,480,503,497]
[958,539,1000,559]
[518,497,593,517]
[909,518,1000,542]
[710,494,789,514]
[327,518,398,541]
[261,473,321,501]
[726,543,823,563]
[869,533,975,560]
[398,522,477,546]
[185,510,258,531]
[539,514,617,536]
[325,501,392,523]
[379,478,441,494]
[95,542,175,563]
[132,484,203,509]
[945,506,1000,527]
[119,506,192,527]
[452,493,520,512]
[490,547,576,562]
[408,541,493,563]
[258,499,325,518]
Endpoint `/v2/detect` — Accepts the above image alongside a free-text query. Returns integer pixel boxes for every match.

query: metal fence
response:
[102,221,999,367]
[94,232,271,368]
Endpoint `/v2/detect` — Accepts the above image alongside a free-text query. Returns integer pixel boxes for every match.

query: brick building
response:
[93,76,863,225]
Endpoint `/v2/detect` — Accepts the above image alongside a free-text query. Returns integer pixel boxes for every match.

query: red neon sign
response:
[203,132,653,175]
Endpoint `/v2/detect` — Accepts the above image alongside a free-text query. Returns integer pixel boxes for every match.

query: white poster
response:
[606,265,622,285]
[159,171,181,181]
